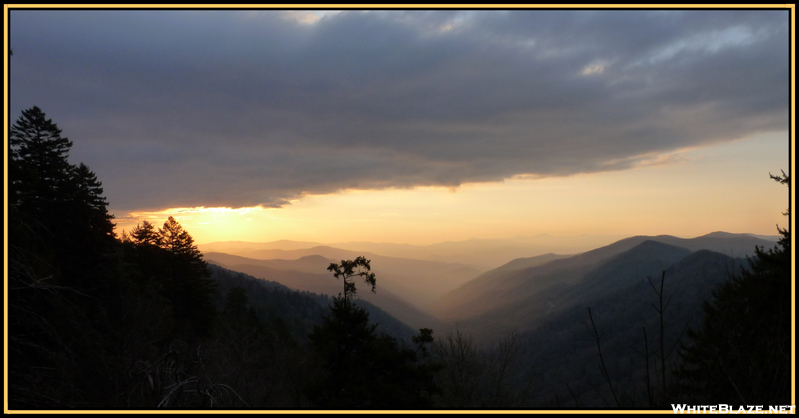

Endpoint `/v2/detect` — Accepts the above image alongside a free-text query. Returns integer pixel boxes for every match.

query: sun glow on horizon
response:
[113,132,789,246]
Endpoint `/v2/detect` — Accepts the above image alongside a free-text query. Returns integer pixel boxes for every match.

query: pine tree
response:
[70,162,117,242]
[9,106,75,222]
[126,217,217,339]
[158,217,216,338]
[158,216,210,279]
[8,107,122,408]
[307,258,439,408]
[9,107,117,288]
[129,220,162,247]
[8,106,75,287]
[676,172,791,405]
[57,163,119,292]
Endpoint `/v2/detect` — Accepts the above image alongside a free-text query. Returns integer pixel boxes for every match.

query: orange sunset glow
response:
[115,132,789,246]
[7,7,793,412]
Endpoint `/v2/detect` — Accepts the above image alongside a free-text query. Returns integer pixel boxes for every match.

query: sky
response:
[7,8,793,245]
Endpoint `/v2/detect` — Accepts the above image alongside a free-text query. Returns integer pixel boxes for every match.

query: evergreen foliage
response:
[676,172,791,405]
[7,107,221,408]
[8,106,121,408]
[208,264,330,343]
[70,162,116,241]
[306,259,439,408]
[9,106,425,409]
[158,216,217,337]
[326,255,377,301]
[129,220,161,247]
[9,107,117,287]
[8,105,789,410]
[123,216,218,339]
[9,106,75,222]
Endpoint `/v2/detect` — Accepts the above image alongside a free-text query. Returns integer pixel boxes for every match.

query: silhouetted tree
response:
[10,109,116,261]
[676,172,791,405]
[70,162,117,241]
[159,216,212,283]
[307,258,439,408]
[126,220,167,295]
[9,106,74,223]
[8,107,121,408]
[59,163,118,292]
[9,107,82,286]
[159,216,217,337]
[129,220,161,247]
[327,256,377,302]
[126,217,217,339]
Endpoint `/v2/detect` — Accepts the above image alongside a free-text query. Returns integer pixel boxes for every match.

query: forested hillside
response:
[205,253,447,331]
[7,106,791,410]
[434,233,778,324]
[205,247,483,309]
[6,107,441,409]
[207,264,419,343]
[522,249,747,407]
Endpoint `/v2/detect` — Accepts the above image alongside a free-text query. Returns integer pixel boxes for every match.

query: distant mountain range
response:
[199,234,630,269]
[204,252,447,332]
[521,247,749,407]
[203,231,777,336]
[432,231,778,330]
[200,232,775,271]
[208,264,419,343]
[205,247,482,311]
[201,230,781,407]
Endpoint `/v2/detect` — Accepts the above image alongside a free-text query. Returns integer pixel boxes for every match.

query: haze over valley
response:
[7,7,792,411]
[195,230,786,407]
[200,231,779,335]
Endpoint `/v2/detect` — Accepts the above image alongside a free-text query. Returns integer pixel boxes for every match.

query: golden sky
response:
[11,9,791,247]
[116,131,789,245]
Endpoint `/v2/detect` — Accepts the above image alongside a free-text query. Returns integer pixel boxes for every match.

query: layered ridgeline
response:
[203,232,776,347]
[10,106,787,410]
[208,264,419,343]
[203,247,475,332]
[518,244,748,407]
[204,231,780,408]
[432,232,778,332]
[426,232,779,407]
[205,253,447,333]
[203,247,482,308]
[200,233,623,272]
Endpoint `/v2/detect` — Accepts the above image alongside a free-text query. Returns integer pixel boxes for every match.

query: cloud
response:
[8,9,789,212]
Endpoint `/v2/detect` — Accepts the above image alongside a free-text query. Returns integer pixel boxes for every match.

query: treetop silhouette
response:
[327,256,377,302]
[676,171,791,405]
[308,257,439,408]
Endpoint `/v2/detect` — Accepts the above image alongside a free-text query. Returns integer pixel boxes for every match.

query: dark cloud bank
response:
[9,9,789,211]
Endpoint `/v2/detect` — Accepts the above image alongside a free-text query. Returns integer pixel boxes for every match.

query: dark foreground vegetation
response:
[7,107,792,410]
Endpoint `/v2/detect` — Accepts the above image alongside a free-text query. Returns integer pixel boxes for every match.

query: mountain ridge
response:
[432,232,777,327]
[199,234,629,269]
[205,257,446,332]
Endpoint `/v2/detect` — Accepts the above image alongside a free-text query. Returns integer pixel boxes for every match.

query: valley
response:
[201,232,777,337]
[200,231,782,407]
